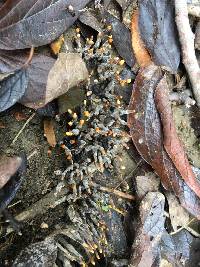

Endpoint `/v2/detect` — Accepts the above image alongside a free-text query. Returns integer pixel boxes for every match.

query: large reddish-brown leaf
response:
[0,0,91,50]
[128,64,200,219]
[155,77,200,199]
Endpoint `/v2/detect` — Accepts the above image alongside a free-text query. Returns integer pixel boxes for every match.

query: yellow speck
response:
[72,113,77,119]
[50,34,64,55]
[116,99,121,105]
[68,121,73,126]
[107,25,112,31]
[121,166,126,170]
[126,78,132,84]
[66,131,73,136]
[76,27,80,33]
[108,38,113,44]
[120,80,126,87]
[68,109,72,114]
[84,99,87,106]
[79,119,85,126]
[119,59,125,66]
[84,111,90,117]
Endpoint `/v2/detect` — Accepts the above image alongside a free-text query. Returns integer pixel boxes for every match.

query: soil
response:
[0,105,68,266]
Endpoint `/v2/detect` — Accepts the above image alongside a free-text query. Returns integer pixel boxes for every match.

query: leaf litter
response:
[0,0,200,266]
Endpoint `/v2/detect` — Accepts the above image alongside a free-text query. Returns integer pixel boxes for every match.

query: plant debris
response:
[1,0,200,266]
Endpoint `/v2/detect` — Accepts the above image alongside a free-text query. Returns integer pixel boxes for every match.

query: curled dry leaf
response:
[138,0,180,72]
[155,77,200,199]
[131,9,152,67]
[128,64,200,219]
[44,119,57,148]
[20,53,88,109]
[130,192,166,267]
[0,0,91,50]
[0,154,26,212]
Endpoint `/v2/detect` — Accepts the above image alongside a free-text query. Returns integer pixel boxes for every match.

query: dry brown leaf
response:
[46,53,88,105]
[20,52,88,109]
[44,119,56,148]
[131,10,152,67]
[155,76,200,199]
[128,64,200,219]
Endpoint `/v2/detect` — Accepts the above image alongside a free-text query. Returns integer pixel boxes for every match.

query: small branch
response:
[175,0,200,107]
[90,181,135,201]
[11,113,36,145]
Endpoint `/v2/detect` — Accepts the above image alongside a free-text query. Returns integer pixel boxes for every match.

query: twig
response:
[11,113,36,145]
[175,0,200,107]
[187,3,200,17]
[90,181,135,201]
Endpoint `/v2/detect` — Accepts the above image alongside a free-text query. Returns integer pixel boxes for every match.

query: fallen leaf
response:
[166,192,190,231]
[130,192,166,267]
[79,9,103,33]
[128,64,200,219]
[115,0,131,11]
[131,9,152,67]
[135,173,160,199]
[0,153,26,212]
[19,54,56,109]
[0,0,91,50]
[20,53,88,109]
[138,0,180,72]
[161,229,197,266]
[155,76,200,199]
[44,119,57,147]
[0,69,28,112]
[104,11,135,67]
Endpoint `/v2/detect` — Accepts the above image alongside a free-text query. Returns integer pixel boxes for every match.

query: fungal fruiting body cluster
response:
[55,26,132,266]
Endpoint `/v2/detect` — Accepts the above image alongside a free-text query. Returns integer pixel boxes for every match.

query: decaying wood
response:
[175,0,200,107]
